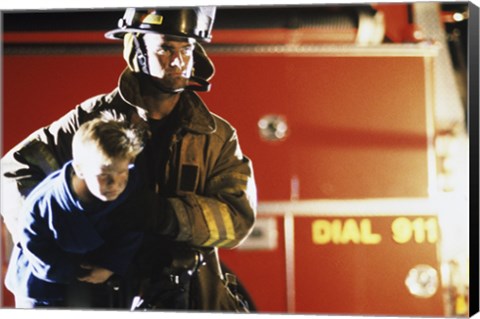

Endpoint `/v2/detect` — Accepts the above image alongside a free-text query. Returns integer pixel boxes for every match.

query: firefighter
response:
[1,7,257,311]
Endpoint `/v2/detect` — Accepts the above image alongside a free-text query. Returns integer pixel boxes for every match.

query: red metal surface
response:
[201,54,431,200]
[2,31,111,44]
[294,215,443,316]
[2,55,126,154]
[220,216,287,312]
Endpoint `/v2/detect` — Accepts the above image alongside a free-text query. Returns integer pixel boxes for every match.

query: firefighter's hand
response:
[77,264,113,284]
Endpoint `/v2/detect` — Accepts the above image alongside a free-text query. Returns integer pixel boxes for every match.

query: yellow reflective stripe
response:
[199,197,221,246]
[209,173,249,193]
[218,203,235,245]
[199,198,237,247]
[216,239,235,248]
[210,173,249,184]
[220,204,235,240]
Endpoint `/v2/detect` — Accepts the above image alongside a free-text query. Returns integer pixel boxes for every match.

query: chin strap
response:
[140,72,211,94]
[133,34,150,75]
[152,75,212,93]
[186,76,211,92]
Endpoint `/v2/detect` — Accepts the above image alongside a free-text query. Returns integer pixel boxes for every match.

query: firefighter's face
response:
[143,34,196,92]
[75,154,131,202]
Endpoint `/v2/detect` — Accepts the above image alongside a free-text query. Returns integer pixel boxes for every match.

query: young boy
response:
[5,116,145,308]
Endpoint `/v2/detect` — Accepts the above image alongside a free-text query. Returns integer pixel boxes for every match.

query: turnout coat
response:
[1,69,257,310]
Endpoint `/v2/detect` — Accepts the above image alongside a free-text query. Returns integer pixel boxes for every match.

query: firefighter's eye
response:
[181,46,194,56]
[155,46,194,57]
[155,47,169,55]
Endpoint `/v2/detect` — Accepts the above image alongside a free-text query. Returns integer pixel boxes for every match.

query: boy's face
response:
[76,154,132,202]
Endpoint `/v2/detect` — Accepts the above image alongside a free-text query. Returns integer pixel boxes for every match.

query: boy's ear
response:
[72,161,85,179]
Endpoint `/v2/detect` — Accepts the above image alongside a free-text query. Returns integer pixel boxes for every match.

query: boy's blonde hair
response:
[72,113,144,166]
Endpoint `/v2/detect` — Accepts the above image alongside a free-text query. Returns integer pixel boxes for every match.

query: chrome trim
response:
[284,211,296,313]
[4,43,441,57]
[257,198,441,217]
[206,43,441,57]
[424,55,438,197]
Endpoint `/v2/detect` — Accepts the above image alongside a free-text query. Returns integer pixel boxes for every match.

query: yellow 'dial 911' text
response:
[311,217,439,245]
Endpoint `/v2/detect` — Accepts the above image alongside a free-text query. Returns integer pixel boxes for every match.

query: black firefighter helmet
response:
[105,7,216,92]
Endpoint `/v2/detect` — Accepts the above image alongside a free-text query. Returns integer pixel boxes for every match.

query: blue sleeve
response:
[19,203,81,284]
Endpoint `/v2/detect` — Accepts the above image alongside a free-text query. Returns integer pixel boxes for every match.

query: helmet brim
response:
[105,28,212,43]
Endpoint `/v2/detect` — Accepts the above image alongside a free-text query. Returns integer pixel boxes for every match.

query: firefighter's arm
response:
[1,138,61,243]
[1,108,86,243]
[169,131,257,249]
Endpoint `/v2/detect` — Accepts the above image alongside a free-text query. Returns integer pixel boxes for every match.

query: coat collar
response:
[118,68,216,135]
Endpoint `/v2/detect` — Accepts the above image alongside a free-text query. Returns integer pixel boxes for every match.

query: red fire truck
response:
[1,3,470,316]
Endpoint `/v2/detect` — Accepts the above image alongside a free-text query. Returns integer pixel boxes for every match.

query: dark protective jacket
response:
[5,161,143,300]
[1,68,257,310]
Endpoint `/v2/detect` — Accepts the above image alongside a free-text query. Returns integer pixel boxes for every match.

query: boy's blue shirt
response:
[5,160,143,300]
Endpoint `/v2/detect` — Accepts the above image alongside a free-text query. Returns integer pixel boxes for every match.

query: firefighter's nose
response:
[170,52,185,68]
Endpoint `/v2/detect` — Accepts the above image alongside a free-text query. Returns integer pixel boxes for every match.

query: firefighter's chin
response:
[150,75,188,94]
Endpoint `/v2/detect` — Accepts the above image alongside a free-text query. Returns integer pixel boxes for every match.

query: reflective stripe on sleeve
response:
[199,197,236,247]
